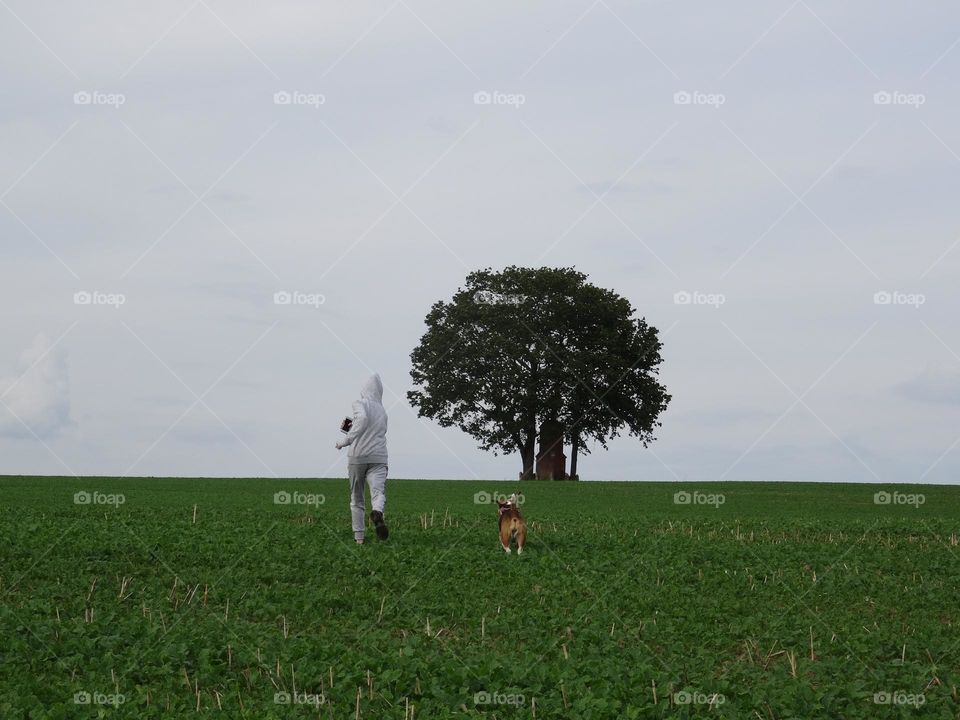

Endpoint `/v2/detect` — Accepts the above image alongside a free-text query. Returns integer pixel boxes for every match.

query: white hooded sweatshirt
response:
[341,373,388,465]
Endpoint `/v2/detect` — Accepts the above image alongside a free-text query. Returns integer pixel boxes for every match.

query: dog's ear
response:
[496,500,507,509]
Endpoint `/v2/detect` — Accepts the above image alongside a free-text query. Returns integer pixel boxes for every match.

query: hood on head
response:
[361,373,383,402]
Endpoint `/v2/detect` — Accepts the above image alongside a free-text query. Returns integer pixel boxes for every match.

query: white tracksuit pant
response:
[349,462,387,540]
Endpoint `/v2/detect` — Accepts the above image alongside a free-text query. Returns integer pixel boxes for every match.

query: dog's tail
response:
[500,513,526,553]
[500,513,521,551]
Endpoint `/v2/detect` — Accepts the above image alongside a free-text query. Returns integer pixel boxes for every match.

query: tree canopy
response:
[407,266,670,478]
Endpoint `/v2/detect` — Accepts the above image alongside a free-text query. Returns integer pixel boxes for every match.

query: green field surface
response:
[1,476,958,718]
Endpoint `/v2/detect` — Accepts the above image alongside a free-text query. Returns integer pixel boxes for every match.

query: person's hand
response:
[335,440,346,450]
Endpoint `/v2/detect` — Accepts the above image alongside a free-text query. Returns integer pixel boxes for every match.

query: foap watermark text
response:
[874,690,924,707]
[74,90,125,108]
[275,691,324,706]
[474,491,525,505]
[873,290,924,308]
[274,290,325,308]
[74,691,125,706]
[474,691,525,706]
[674,290,725,308]
[674,490,725,508]
[474,290,526,306]
[274,490,325,507]
[474,90,525,108]
[873,91,925,108]
[674,690,725,706]
[874,491,924,508]
[274,90,325,108]
[674,90,725,108]
[74,491,125,507]
[74,290,126,308]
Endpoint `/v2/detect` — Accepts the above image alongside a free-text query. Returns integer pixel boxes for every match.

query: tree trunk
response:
[520,432,536,479]
[570,432,579,480]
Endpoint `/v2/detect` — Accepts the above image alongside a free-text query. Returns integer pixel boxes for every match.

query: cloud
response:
[897,366,960,406]
[0,334,72,439]
[579,179,672,196]
[170,413,251,445]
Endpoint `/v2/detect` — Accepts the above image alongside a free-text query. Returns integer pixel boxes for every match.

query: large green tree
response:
[407,267,670,478]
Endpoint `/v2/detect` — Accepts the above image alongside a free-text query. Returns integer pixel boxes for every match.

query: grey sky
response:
[1,1,958,482]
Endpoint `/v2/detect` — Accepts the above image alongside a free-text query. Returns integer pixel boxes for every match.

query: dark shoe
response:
[371,511,388,541]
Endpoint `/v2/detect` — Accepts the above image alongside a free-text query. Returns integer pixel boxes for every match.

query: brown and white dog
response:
[497,494,526,554]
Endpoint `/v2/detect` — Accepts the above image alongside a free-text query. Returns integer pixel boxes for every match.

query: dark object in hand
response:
[340,417,353,434]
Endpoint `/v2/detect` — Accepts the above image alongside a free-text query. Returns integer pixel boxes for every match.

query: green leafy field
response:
[1,477,958,718]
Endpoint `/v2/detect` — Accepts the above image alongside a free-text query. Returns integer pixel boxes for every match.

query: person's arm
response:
[336,401,367,449]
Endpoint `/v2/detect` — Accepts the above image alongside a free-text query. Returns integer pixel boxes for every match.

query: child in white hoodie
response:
[335,373,389,543]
